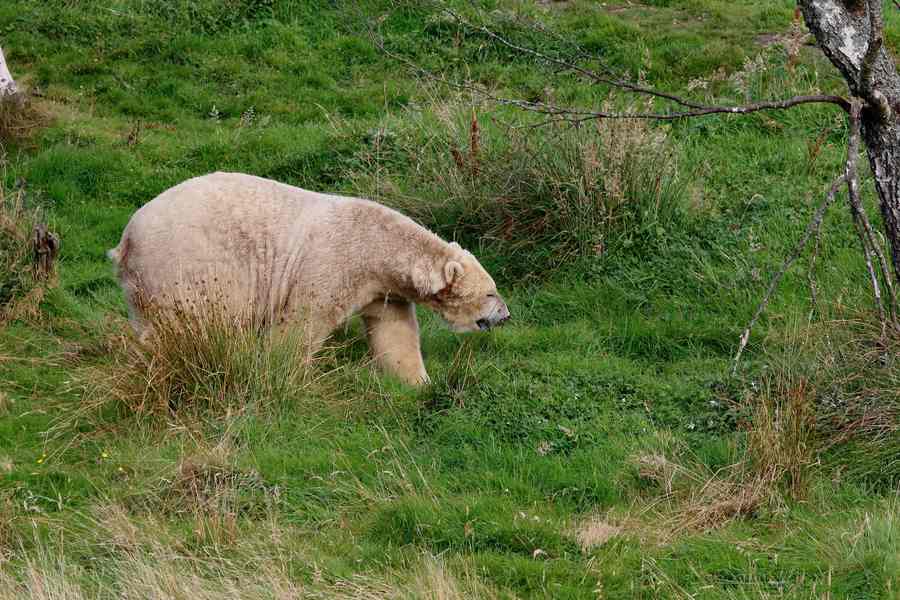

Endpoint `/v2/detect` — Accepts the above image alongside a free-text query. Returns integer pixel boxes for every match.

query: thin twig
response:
[808,209,823,318]
[733,173,846,374]
[452,8,851,115]
[443,7,710,110]
[372,12,850,122]
[494,93,851,122]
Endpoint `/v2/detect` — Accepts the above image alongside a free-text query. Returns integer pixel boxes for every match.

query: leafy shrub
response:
[349,102,683,279]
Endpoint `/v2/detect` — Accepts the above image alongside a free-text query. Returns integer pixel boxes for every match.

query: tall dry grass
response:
[0,183,51,323]
[632,376,816,538]
[630,315,899,539]
[350,100,681,276]
[795,318,900,485]
[0,91,45,145]
[0,502,503,600]
[76,295,321,422]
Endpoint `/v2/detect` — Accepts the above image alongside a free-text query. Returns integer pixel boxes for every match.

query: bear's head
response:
[416,243,510,333]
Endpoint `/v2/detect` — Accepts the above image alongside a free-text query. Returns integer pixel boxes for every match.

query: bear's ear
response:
[444,260,464,285]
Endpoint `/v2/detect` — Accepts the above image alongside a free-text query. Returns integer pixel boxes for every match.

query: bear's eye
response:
[486,293,496,298]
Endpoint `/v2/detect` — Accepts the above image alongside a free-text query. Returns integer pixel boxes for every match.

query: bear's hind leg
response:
[361,299,428,386]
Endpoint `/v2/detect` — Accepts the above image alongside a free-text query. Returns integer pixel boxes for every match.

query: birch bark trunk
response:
[799,0,900,283]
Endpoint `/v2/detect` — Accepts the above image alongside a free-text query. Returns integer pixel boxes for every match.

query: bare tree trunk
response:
[0,45,18,99]
[799,0,900,283]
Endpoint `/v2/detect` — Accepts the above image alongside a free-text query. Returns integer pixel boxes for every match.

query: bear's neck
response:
[346,203,453,303]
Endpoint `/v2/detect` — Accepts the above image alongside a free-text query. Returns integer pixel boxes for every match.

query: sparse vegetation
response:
[1,0,899,598]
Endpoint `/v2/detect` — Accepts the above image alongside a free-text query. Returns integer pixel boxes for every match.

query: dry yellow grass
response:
[74,297,321,422]
[573,516,622,551]
[628,376,815,540]
[0,503,505,600]
[0,91,46,144]
[0,183,53,324]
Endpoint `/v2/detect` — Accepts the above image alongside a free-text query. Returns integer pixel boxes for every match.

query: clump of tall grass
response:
[632,377,815,537]
[0,183,51,323]
[78,295,319,421]
[799,318,900,486]
[350,100,682,278]
[634,315,899,536]
[0,90,44,144]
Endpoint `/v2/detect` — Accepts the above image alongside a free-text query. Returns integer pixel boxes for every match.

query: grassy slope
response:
[1,0,898,598]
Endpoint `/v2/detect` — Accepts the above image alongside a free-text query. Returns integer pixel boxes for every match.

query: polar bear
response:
[108,172,510,385]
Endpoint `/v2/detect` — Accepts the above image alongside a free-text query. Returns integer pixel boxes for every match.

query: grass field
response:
[1,1,899,598]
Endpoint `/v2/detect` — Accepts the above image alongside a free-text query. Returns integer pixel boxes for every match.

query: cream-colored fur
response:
[109,172,510,385]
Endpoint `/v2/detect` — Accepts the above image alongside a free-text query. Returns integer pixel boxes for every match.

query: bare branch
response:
[733,173,846,374]
[736,100,900,370]
[808,206,824,317]
[373,9,850,124]
[844,101,883,328]
[442,7,710,110]
[488,93,851,123]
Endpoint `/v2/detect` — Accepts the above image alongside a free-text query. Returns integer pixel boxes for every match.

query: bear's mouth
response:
[476,318,490,331]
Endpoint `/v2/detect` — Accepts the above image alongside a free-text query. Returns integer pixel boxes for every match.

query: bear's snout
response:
[477,298,510,331]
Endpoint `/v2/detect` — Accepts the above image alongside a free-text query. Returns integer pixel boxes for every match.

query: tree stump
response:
[32,223,59,281]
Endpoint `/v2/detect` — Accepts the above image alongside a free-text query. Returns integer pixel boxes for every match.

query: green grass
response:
[1,1,899,598]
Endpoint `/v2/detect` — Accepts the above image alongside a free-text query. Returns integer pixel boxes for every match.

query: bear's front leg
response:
[361,299,429,385]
